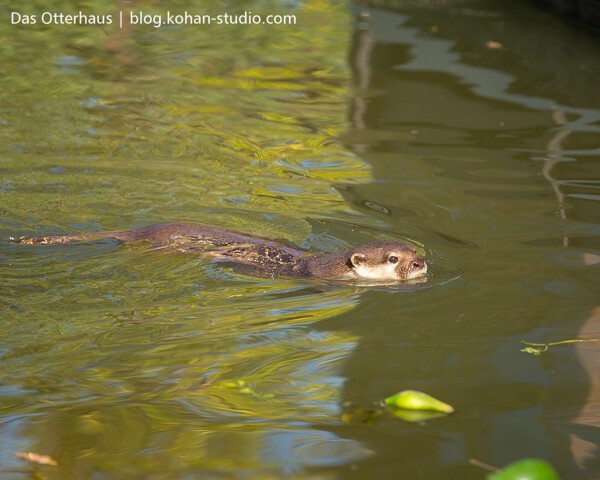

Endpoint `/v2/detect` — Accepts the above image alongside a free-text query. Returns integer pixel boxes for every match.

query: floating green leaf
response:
[383,390,454,414]
[487,459,561,480]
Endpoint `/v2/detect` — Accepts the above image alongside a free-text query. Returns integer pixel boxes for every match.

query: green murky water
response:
[1,0,600,478]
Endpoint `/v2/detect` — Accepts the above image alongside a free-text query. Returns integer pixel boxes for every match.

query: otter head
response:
[346,240,427,281]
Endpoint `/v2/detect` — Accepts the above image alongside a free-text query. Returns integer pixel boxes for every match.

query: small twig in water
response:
[469,458,499,473]
[521,338,600,356]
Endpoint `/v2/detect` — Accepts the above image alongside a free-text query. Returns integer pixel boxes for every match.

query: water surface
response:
[1,0,599,479]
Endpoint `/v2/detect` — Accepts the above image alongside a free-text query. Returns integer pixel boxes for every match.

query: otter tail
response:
[17,230,130,245]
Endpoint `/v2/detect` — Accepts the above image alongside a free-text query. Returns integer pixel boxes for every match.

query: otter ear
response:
[349,253,366,267]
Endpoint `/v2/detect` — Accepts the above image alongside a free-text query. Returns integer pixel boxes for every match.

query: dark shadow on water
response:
[312,2,600,479]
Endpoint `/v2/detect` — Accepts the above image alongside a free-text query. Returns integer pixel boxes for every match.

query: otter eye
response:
[388,255,399,264]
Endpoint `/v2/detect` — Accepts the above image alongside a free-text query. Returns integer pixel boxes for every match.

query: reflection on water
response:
[1,1,376,477]
[1,0,600,479]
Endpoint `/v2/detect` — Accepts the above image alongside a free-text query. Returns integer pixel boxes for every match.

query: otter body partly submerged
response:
[18,222,427,282]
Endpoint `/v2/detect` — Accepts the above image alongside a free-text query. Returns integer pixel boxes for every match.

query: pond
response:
[1,0,599,478]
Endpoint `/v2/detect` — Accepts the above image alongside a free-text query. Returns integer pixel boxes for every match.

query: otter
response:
[17,222,427,282]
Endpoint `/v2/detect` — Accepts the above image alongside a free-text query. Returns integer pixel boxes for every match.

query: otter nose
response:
[411,258,426,270]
